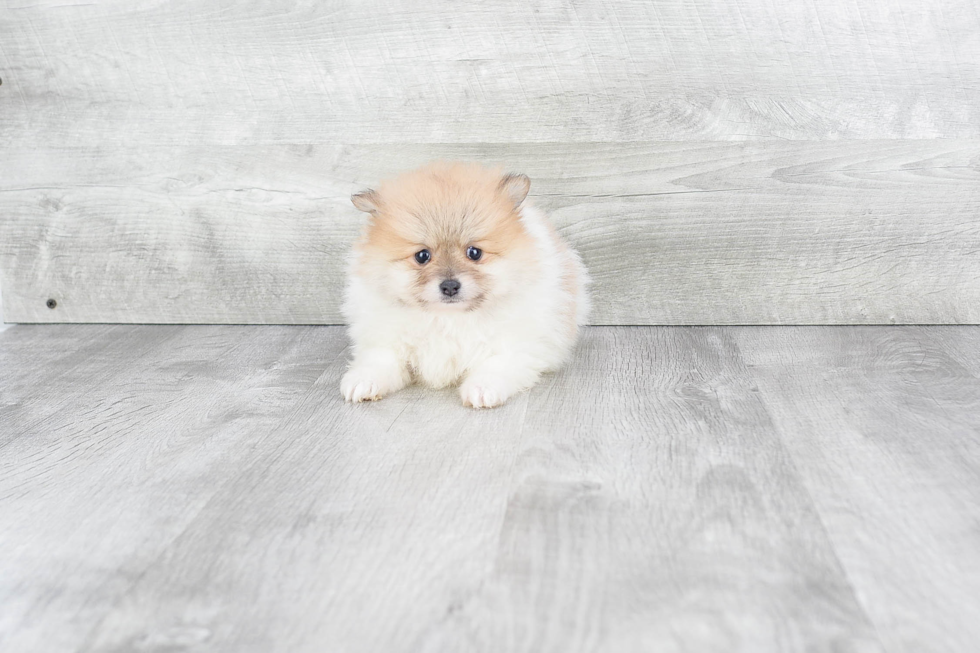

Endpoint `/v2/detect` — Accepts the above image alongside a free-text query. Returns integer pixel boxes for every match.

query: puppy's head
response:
[351,162,537,311]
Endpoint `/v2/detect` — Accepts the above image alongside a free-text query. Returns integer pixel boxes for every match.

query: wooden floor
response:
[1,325,978,653]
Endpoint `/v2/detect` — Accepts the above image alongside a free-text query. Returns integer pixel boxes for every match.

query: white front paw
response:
[341,369,389,403]
[459,377,512,408]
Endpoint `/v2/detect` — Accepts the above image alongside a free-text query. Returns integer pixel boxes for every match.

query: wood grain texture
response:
[0,325,332,651]
[2,0,978,325]
[419,327,882,652]
[0,324,533,653]
[2,141,978,325]
[80,343,532,653]
[0,324,176,448]
[0,324,915,652]
[0,0,978,145]
[735,326,980,653]
[0,285,10,331]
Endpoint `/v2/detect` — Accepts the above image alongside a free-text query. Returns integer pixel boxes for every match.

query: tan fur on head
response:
[351,162,539,311]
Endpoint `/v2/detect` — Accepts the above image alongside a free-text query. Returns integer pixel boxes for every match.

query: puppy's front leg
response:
[341,348,410,403]
[459,354,544,409]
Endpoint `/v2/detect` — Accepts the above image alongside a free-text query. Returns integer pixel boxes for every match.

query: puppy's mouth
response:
[436,295,468,308]
[419,293,484,311]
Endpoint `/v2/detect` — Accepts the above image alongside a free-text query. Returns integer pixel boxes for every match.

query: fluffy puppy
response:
[340,162,589,408]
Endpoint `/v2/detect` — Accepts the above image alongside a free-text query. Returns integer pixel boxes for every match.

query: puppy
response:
[340,162,589,408]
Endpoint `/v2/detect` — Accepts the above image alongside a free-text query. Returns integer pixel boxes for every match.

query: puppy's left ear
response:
[351,189,382,214]
[499,173,531,207]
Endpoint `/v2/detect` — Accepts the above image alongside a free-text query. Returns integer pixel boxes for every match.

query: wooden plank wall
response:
[1,0,978,324]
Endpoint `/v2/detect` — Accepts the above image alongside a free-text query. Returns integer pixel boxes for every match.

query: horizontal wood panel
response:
[0,0,978,145]
[2,141,978,325]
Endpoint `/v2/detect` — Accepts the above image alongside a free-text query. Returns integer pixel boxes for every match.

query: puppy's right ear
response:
[499,174,531,207]
[351,189,382,214]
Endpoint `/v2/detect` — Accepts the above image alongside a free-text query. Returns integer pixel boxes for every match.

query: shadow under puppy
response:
[341,162,589,408]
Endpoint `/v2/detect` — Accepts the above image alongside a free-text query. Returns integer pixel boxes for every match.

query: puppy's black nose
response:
[439,279,461,297]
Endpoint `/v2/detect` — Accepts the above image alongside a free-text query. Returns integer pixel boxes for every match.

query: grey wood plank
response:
[1,1,978,146]
[7,325,980,651]
[76,344,531,652]
[418,327,882,652]
[0,325,330,652]
[2,141,978,325]
[0,324,117,398]
[735,326,980,653]
[923,327,980,380]
[1,326,885,652]
[0,285,10,331]
[0,325,183,448]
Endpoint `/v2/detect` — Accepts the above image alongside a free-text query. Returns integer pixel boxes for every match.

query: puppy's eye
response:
[414,249,431,265]
[466,246,482,261]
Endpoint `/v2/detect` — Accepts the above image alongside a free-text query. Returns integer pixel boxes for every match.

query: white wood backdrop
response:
[1,0,978,324]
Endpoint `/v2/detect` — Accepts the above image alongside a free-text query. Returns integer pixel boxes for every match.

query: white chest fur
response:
[403,311,496,388]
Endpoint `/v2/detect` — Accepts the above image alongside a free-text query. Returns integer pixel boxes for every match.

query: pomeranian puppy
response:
[340,162,589,408]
